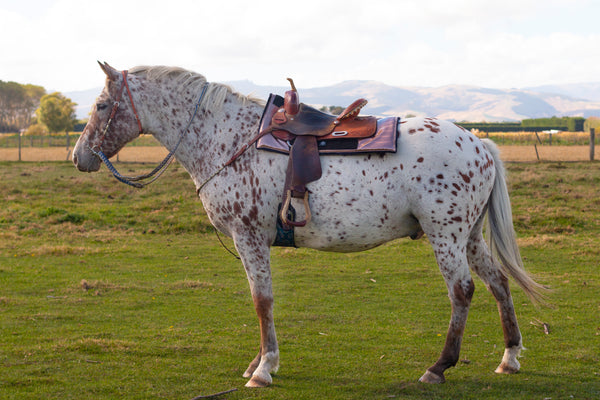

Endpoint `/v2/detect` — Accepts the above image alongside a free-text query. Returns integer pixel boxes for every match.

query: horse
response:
[73,62,545,387]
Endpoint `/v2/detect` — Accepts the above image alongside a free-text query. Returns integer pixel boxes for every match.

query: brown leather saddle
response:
[258,78,398,228]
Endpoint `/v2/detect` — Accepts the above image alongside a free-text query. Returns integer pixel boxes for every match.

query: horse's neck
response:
[143,86,263,187]
[140,85,199,150]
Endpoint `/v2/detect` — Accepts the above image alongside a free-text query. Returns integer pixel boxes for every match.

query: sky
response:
[1,0,599,93]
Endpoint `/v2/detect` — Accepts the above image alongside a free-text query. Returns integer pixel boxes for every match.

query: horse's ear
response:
[98,61,121,81]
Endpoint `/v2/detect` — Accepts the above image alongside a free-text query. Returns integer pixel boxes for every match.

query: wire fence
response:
[0,133,168,162]
[0,133,161,149]
[0,131,596,163]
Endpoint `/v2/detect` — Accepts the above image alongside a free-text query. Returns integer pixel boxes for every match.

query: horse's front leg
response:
[234,235,279,387]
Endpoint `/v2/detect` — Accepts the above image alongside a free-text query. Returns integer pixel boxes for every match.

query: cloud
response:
[1,0,598,91]
[461,31,600,87]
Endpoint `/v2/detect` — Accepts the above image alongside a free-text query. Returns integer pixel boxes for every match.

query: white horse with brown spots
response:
[73,63,545,387]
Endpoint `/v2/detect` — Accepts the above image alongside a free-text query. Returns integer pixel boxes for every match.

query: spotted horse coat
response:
[73,63,545,388]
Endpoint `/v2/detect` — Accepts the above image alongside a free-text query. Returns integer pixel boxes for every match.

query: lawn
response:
[1,160,599,399]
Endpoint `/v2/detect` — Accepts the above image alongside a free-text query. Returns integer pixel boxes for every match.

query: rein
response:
[195,131,266,194]
[91,70,208,188]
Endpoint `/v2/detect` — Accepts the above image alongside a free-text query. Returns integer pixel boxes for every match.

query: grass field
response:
[1,160,599,399]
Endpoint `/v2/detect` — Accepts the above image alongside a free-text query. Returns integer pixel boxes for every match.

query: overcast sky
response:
[1,0,599,92]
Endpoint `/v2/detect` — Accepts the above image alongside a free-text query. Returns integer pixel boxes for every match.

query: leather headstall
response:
[95,70,143,154]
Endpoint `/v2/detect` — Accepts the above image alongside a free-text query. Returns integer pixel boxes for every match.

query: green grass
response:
[1,161,599,399]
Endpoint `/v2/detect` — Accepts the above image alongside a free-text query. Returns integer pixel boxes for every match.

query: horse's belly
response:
[292,161,419,252]
[294,210,421,252]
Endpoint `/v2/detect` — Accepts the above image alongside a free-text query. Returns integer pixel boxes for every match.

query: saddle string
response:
[214,229,241,260]
[92,74,209,188]
[195,128,270,194]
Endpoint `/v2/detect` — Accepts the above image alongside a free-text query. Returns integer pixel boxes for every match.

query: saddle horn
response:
[284,78,299,115]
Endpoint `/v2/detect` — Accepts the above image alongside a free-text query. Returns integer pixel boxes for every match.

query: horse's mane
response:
[129,65,264,111]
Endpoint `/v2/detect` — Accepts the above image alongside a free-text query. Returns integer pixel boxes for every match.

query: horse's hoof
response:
[495,362,520,374]
[245,375,271,388]
[419,370,445,384]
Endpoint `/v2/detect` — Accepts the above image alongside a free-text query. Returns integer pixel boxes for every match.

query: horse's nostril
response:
[73,154,78,165]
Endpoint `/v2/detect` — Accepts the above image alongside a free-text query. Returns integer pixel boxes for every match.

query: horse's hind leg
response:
[419,238,475,384]
[467,219,523,374]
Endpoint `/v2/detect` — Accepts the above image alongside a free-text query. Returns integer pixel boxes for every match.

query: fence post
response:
[591,128,595,161]
[18,130,22,162]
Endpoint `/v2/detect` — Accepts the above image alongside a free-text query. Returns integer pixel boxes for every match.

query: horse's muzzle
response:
[72,151,101,172]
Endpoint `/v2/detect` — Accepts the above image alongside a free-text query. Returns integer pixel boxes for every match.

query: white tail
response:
[482,139,547,304]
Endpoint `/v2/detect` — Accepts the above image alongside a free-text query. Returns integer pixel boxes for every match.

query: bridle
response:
[89,70,207,188]
[92,70,143,155]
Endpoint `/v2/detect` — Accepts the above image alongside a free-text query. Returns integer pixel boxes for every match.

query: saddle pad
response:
[257,94,400,155]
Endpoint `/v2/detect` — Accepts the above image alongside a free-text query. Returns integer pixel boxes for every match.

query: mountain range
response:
[67,80,600,122]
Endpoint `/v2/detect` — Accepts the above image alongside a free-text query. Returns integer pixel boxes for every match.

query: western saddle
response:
[258,79,386,228]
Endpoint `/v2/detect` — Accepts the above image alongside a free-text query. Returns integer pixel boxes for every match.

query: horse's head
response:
[73,62,143,172]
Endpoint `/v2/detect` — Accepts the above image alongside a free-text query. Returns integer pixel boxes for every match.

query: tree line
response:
[457,117,586,132]
[0,80,77,134]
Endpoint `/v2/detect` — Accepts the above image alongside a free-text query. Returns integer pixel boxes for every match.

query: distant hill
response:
[526,82,600,102]
[66,88,101,120]
[67,81,600,122]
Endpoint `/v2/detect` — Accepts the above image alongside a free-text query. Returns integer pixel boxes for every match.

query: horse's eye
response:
[96,103,108,111]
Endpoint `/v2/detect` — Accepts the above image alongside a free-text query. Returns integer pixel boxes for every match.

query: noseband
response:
[89,69,207,188]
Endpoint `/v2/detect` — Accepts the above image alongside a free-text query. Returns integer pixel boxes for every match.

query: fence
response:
[0,131,597,163]
[0,133,164,162]
[473,129,596,162]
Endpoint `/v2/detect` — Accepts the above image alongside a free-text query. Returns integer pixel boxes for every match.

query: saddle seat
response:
[262,78,377,141]
[258,78,383,229]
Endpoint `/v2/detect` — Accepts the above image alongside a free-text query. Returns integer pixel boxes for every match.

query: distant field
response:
[497,145,593,162]
[0,144,593,162]
[1,130,597,162]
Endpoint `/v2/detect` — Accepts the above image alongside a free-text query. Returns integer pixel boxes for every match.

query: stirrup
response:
[280,190,311,227]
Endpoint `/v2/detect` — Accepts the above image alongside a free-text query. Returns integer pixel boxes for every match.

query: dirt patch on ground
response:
[497,145,593,162]
[0,145,594,162]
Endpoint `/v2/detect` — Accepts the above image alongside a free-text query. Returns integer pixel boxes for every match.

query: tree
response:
[0,81,44,132]
[22,84,46,127]
[584,117,600,133]
[319,105,344,115]
[36,92,77,133]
